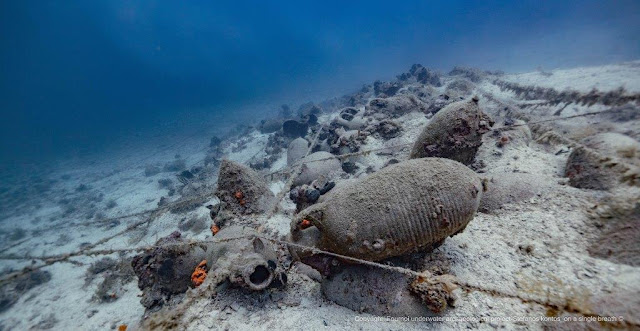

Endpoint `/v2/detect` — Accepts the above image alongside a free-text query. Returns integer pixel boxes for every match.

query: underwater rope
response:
[3,232,634,328]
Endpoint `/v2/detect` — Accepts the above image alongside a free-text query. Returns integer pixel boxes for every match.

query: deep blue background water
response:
[1,0,639,168]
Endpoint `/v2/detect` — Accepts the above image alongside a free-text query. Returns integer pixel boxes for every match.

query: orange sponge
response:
[191,260,208,287]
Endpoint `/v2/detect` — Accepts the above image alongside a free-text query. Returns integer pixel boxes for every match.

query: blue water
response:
[1,2,640,329]
[1,0,639,166]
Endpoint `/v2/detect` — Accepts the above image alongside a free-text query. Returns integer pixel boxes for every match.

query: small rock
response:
[341,161,358,174]
[282,120,309,138]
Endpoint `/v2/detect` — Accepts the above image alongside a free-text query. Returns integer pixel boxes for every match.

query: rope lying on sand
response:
[7,232,634,328]
[492,79,640,115]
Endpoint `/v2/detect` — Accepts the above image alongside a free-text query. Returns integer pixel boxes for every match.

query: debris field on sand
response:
[1,61,640,330]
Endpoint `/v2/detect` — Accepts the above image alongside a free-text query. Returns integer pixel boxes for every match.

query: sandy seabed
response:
[1,61,639,330]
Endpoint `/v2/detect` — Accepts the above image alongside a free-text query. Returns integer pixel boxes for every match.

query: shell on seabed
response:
[290,157,484,261]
